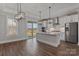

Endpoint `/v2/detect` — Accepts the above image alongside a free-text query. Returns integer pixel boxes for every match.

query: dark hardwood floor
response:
[0,39,79,56]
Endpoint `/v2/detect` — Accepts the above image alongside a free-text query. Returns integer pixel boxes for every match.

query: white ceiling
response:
[0,3,79,20]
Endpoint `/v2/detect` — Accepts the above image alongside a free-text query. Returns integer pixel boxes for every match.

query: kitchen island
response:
[36,32,60,47]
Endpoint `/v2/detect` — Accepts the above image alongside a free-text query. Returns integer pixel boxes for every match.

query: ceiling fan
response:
[14,3,25,21]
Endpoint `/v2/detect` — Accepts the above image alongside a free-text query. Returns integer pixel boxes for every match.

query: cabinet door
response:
[59,16,66,27]
[72,15,78,22]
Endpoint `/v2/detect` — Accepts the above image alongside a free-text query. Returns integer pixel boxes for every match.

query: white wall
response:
[0,10,28,44]
[17,19,27,39]
[0,14,7,41]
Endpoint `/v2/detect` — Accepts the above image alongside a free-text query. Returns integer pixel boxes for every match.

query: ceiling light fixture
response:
[14,3,25,21]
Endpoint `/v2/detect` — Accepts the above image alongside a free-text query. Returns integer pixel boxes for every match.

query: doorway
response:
[26,21,38,39]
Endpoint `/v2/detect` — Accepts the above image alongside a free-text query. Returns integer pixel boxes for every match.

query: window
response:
[7,18,17,36]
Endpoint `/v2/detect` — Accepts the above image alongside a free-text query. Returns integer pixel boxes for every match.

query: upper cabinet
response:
[53,17,60,25]
[59,14,78,27]
[59,16,67,27]
[71,14,78,22]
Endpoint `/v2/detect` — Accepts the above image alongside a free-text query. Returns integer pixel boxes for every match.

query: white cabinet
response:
[59,16,67,27]
[48,20,53,29]
[71,15,78,22]
[37,33,60,47]
[59,14,78,27]
[38,22,43,32]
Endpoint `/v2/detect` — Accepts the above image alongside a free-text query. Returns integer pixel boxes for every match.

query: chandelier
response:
[14,3,25,21]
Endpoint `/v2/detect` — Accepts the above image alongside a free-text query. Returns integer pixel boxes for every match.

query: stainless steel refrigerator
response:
[65,22,78,44]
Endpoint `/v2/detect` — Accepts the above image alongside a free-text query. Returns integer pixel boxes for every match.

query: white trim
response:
[0,38,27,44]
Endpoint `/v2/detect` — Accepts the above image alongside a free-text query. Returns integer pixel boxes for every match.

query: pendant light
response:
[39,11,42,20]
[49,6,51,20]
[48,6,51,24]
[14,3,25,21]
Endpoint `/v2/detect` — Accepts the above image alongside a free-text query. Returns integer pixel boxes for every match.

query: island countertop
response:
[37,32,60,36]
[36,32,61,47]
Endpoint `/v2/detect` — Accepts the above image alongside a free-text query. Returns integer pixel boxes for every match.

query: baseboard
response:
[0,38,27,44]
